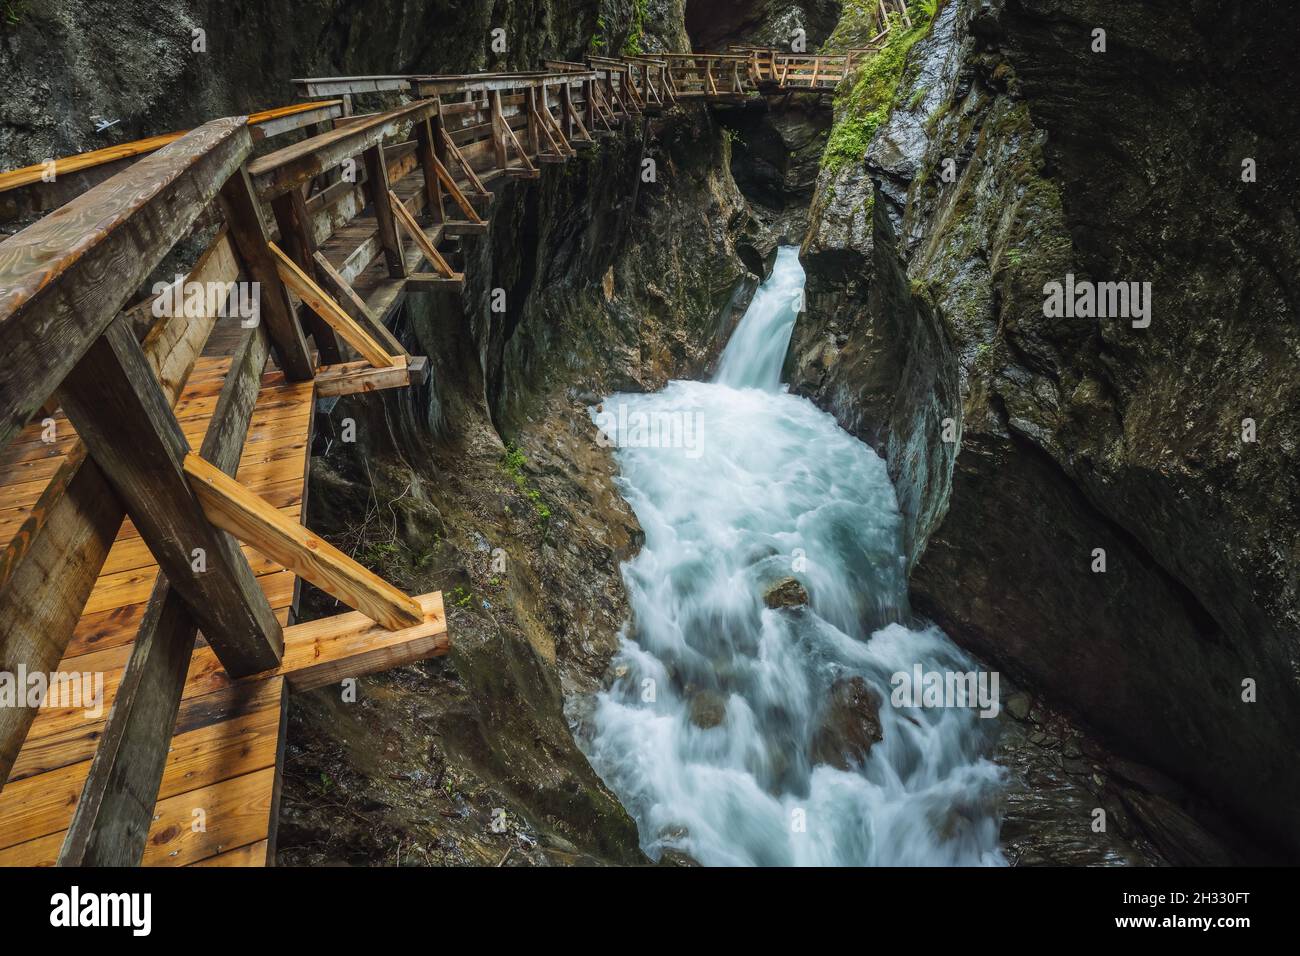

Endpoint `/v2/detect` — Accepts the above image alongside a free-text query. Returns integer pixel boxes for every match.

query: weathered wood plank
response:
[57,319,284,676]
[0,117,251,451]
[265,591,448,692]
[248,99,437,201]
[182,453,423,631]
[313,357,423,397]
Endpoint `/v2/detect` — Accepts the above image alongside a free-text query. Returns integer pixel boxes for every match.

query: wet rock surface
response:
[795,0,1300,860]
[810,676,883,770]
[763,576,809,608]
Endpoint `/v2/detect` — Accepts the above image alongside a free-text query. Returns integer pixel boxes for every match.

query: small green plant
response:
[449,585,474,609]
[2,0,28,26]
[622,0,648,56]
[500,443,553,533]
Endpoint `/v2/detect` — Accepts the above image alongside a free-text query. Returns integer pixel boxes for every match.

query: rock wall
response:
[0,0,629,165]
[685,0,842,49]
[793,0,1300,858]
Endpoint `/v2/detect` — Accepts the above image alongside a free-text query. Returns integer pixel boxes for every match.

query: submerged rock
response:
[763,576,809,609]
[810,677,884,770]
[688,689,728,729]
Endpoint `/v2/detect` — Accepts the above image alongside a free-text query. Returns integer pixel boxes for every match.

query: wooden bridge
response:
[0,18,909,866]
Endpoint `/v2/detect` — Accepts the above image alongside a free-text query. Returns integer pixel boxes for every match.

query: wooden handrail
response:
[0,117,251,453]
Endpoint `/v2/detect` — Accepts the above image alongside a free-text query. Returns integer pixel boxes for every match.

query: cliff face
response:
[0,0,630,165]
[685,0,842,49]
[794,0,1300,857]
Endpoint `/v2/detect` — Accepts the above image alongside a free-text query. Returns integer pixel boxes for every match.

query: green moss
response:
[622,0,648,55]
[820,1,941,174]
[500,444,552,532]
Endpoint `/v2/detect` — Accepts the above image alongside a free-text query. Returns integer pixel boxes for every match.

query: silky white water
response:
[580,246,1005,866]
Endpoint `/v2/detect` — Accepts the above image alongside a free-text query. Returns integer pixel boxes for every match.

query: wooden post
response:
[361,143,405,278]
[270,186,342,365]
[525,88,541,157]
[57,318,284,677]
[490,90,510,170]
[216,168,316,380]
[414,116,445,224]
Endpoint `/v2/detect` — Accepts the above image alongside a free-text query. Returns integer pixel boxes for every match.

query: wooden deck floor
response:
[0,356,312,866]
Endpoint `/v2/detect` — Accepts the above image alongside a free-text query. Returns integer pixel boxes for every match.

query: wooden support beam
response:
[314,355,431,397]
[182,454,423,631]
[266,591,448,692]
[268,242,398,368]
[428,152,484,224]
[270,186,343,365]
[388,190,457,279]
[439,127,490,198]
[217,167,316,381]
[310,251,408,358]
[443,221,488,236]
[0,117,251,451]
[57,323,273,868]
[405,274,465,293]
[57,319,284,676]
[361,144,406,279]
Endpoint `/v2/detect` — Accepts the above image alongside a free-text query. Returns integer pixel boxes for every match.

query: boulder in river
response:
[811,676,884,769]
[688,689,727,729]
[763,576,809,609]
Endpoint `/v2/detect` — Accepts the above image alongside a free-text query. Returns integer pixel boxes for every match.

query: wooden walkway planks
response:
[0,356,310,866]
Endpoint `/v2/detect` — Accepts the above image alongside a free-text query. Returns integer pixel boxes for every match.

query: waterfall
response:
[580,247,1006,866]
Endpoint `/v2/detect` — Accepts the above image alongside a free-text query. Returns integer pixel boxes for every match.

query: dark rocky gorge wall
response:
[791,0,1300,860]
[0,0,660,164]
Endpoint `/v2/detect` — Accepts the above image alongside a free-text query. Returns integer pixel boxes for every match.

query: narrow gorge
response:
[0,0,1294,874]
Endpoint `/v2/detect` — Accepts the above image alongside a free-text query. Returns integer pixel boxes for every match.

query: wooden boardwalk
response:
[0,347,448,865]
